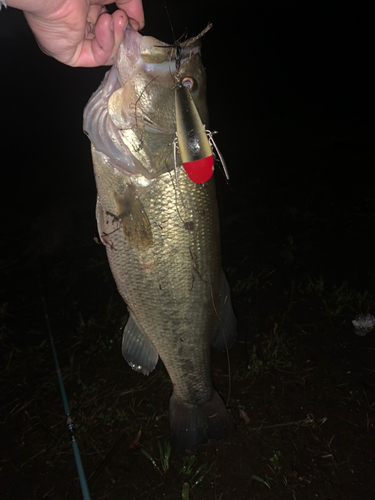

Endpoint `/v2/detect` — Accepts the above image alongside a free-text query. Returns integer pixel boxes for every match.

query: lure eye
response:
[181,77,195,92]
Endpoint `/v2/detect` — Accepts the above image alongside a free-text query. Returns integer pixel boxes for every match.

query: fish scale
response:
[94,154,220,397]
[84,27,236,454]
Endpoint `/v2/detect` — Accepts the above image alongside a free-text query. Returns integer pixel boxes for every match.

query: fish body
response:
[83,27,236,453]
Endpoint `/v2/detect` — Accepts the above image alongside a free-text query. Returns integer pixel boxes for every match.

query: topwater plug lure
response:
[172,25,229,184]
[175,78,215,184]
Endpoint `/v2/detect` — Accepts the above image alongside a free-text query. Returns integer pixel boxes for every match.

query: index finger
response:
[116,0,144,30]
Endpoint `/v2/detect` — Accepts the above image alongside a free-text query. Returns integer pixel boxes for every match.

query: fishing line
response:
[87,431,128,489]
[163,0,177,47]
[39,282,91,500]
[224,334,232,407]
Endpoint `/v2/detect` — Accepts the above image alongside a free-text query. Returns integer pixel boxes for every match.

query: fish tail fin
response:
[169,390,235,454]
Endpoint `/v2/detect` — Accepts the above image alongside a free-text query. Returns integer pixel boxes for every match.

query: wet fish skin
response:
[83,27,236,454]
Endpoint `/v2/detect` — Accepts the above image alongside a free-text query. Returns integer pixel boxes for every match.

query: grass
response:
[179,455,214,488]
[2,252,375,498]
[140,443,214,489]
[231,268,275,297]
[298,276,375,315]
[251,474,271,490]
[245,323,294,376]
[141,440,171,474]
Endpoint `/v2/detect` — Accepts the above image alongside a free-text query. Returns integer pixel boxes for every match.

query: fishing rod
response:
[40,286,91,500]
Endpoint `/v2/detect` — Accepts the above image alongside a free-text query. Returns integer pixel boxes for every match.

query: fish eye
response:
[182,77,195,92]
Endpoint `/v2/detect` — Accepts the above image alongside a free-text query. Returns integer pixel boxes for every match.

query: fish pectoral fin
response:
[114,187,153,250]
[212,274,237,351]
[122,313,158,375]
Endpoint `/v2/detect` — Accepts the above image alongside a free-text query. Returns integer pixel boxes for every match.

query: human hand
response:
[5,0,144,67]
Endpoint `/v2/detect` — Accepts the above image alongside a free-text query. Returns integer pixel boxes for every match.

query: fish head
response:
[83,28,209,179]
[115,29,209,129]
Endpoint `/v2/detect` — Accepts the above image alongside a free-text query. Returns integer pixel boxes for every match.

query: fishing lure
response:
[155,21,228,185]
[175,79,214,184]
[174,78,229,184]
[171,26,229,185]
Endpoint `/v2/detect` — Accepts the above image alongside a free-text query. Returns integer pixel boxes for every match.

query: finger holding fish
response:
[6,0,145,66]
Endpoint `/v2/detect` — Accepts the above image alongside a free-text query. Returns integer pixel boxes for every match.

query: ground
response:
[1,115,374,499]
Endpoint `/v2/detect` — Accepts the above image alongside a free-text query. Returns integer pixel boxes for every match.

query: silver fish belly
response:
[83,27,236,454]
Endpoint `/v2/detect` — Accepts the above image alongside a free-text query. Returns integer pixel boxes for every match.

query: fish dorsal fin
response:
[122,313,159,375]
[212,275,237,351]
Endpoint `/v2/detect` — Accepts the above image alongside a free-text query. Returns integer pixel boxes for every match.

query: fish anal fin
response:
[122,313,158,375]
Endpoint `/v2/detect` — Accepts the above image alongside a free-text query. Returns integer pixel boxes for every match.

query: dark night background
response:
[1,1,375,499]
[1,0,374,232]
[1,0,373,208]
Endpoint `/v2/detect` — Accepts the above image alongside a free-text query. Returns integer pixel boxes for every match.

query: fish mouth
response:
[131,26,203,65]
[83,27,206,177]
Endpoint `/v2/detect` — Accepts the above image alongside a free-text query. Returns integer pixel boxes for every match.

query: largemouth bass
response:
[83,27,236,454]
